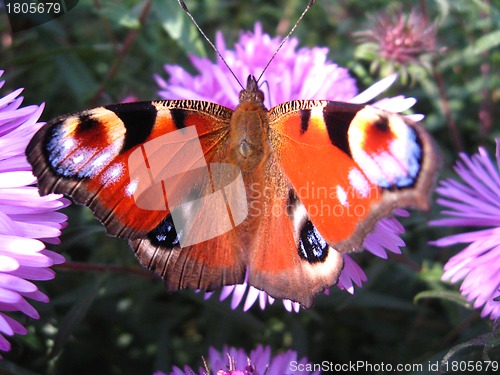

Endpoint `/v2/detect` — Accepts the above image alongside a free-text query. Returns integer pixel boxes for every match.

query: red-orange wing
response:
[245,151,344,308]
[268,100,439,253]
[27,100,246,290]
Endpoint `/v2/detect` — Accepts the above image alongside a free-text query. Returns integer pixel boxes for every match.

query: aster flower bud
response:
[355,9,438,83]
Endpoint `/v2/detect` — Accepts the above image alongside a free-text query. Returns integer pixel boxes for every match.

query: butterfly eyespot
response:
[298,219,329,263]
[148,215,182,249]
[286,190,329,264]
[77,113,101,131]
[372,116,389,132]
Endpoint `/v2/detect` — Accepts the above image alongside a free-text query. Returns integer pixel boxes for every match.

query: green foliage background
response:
[0,0,499,374]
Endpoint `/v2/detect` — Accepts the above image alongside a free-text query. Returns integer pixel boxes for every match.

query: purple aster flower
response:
[156,23,419,311]
[0,70,68,356]
[430,140,500,320]
[164,345,319,375]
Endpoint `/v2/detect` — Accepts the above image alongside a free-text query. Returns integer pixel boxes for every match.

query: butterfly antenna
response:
[178,0,244,89]
[256,0,316,83]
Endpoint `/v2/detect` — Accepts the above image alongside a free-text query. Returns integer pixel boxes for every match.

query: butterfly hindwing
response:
[247,154,344,307]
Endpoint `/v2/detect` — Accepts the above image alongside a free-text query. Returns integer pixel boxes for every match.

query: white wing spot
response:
[72,154,84,164]
[336,185,348,206]
[125,179,139,197]
[348,168,371,198]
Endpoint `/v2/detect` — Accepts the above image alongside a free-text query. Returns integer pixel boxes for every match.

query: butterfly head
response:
[238,75,265,107]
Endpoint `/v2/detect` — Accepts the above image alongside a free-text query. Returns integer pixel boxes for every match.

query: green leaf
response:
[439,29,500,70]
[97,2,141,29]
[414,290,470,309]
[342,292,418,311]
[54,54,98,101]
[353,43,378,61]
[419,261,445,284]
[153,0,207,57]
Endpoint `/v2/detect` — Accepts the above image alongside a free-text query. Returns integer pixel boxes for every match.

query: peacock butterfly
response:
[25,1,439,308]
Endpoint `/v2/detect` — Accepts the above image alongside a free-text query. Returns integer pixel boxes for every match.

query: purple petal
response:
[338,255,368,293]
[431,142,500,320]
[0,76,67,354]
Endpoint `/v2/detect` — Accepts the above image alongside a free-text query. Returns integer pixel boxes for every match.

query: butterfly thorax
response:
[228,75,269,172]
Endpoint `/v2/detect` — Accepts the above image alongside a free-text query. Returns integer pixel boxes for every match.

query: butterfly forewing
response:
[26,100,252,290]
[269,100,439,253]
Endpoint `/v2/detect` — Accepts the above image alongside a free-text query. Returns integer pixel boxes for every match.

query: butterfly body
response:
[27,74,438,307]
[228,76,269,172]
